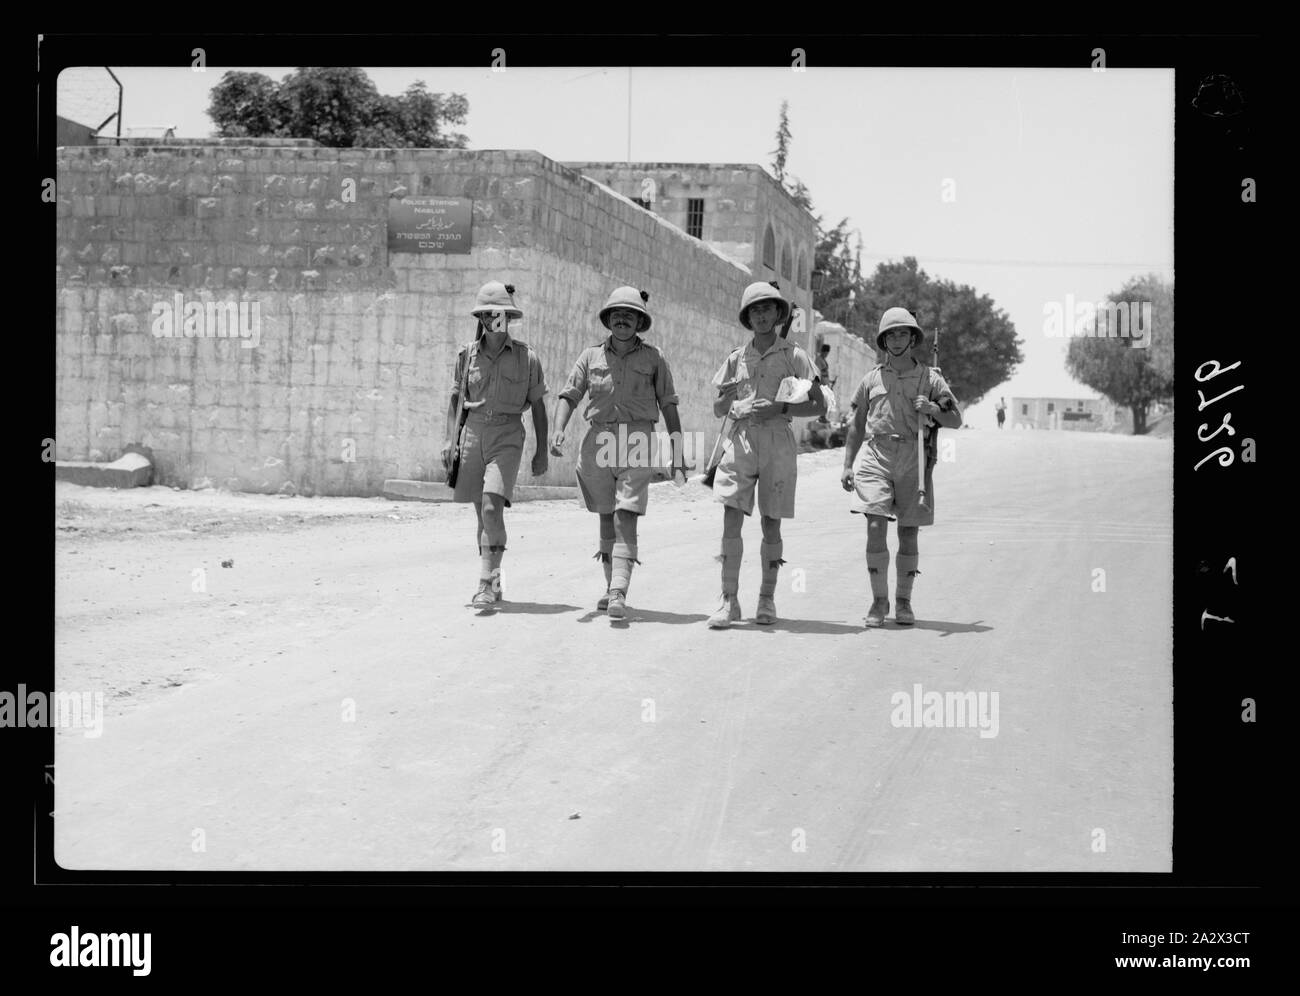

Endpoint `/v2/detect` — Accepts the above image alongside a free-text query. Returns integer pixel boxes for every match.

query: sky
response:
[57,65,1174,428]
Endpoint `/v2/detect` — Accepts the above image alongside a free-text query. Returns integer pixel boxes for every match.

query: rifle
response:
[917,325,942,509]
[445,328,480,489]
[700,303,801,487]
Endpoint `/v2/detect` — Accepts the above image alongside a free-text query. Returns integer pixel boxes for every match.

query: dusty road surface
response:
[54,428,1172,871]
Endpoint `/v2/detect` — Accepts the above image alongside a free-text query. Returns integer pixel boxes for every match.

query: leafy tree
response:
[208,68,468,148]
[1065,274,1174,434]
[856,258,1024,407]
[811,218,864,332]
[766,103,1021,401]
[205,71,287,138]
[771,100,793,184]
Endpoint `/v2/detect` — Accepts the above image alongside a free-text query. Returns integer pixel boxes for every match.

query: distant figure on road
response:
[441,282,550,612]
[815,344,832,386]
[842,308,962,628]
[550,286,687,620]
[996,396,1006,429]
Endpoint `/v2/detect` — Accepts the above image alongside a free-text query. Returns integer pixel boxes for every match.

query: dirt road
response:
[53,428,1172,871]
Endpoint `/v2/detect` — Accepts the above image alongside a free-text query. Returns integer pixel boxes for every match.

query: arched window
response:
[780,242,793,281]
[796,250,808,289]
[762,224,776,270]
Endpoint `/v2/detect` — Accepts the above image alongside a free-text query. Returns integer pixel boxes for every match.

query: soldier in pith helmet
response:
[441,281,550,611]
[841,307,962,627]
[551,286,687,620]
[707,281,826,629]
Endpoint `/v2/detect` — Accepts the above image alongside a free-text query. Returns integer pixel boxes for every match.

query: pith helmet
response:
[876,307,922,351]
[739,281,792,330]
[471,281,522,319]
[600,286,652,331]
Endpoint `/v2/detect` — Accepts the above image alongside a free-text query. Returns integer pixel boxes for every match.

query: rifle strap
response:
[452,336,477,447]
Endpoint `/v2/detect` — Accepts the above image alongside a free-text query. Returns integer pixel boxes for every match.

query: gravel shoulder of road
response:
[54,448,858,542]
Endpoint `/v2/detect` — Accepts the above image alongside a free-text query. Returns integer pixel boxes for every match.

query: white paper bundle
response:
[774,376,812,404]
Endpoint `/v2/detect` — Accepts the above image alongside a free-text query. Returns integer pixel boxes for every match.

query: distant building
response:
[562,161,818,349]
[1012,396,1113,431]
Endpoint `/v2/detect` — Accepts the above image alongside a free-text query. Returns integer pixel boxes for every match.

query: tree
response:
[810,218,863,332]
[856,258,1024,407]
[208,68,469,148]
[1064,275,1174,434]
[771,100,793,184]
[763,102,1021,400]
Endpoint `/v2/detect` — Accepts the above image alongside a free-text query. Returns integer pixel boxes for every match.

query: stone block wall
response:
[55,144,762,495]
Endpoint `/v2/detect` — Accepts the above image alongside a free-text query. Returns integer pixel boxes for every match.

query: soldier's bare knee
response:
[866,515,889,552]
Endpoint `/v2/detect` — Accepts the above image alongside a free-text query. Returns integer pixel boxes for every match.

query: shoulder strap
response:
[452,339,476,425]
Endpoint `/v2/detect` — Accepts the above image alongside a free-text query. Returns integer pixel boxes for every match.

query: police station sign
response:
[388,197,473,254]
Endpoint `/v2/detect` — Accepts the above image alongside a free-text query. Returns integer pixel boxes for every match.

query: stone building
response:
[1011,396,1112,431]
[55,142,821,496]
[809,317,880,416]
[562,162,818,352]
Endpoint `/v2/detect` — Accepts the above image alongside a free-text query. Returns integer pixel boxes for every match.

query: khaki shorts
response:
[576,420,658,515]
[851,435,935,527]
[453,416,525,507]
[712,418,797,518]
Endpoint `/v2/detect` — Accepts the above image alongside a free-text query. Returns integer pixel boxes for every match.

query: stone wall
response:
[814,320,880,415]
[563,162,818,352]
[55,144,764,495]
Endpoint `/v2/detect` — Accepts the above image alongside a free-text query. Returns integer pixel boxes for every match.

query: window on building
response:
[763,225,776,269]
[1047,402,1055,413]
[797,251,808,288]
[686,198,704,239]
[780,243,793,281]
[1022,404,1028,415]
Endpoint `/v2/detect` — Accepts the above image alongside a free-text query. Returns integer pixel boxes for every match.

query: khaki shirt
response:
[451,332,547,415]
[711,336,818,421]
[558,335,679,423]
[850,361,959,438]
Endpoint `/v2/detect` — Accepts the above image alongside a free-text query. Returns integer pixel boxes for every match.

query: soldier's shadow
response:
[761,618,877,635]
[904,619,993,636]
[496,601,584,615]
[575,608,710,626]
[763,618,993,636]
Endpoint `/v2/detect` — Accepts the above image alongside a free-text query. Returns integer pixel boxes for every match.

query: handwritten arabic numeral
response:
[1197,383,1245,411]
[1193,446,1234,471]
[1200,608,1235,629]
[1194,359,1242,382]
[1224,558,1237,585]
[1197,411,1235,443]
